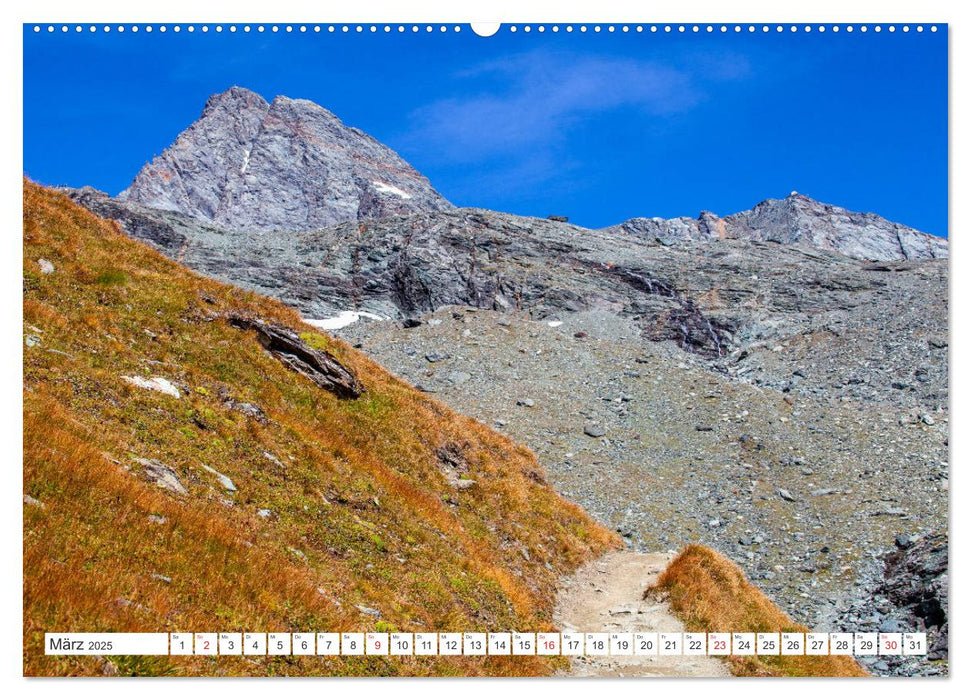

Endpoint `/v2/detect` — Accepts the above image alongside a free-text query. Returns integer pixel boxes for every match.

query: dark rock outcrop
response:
[67,186,187,251]
[227,315,364,399]
[881,531,948,660]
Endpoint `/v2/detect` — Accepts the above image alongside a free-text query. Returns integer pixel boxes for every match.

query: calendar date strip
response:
[45,631,928,657]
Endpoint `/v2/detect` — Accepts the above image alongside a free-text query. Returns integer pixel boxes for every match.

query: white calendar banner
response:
[194,632,217,656]
[170,632,193,656]
[732,632,755,656]
[903,633,927,656]
[341,632,364,656]
[488,632,511,656]
[879,633,902,656]
[243,632,266,655]
[513,632,536,656]
[609,632,633,656]
[463,632,486,656]
[365,632,389,655]
[45,633,169,656]
[438,633,462,656]
[585,632,609,656]
[41,630,931,657]
[659,632,682,655]
[855,633,878,657]
[684,632,706,656]
[830,633,853,655]
[781,632,805,656]
[269,632,291,655]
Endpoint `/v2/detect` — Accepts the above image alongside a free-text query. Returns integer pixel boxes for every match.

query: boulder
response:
[132,457,188,495]
[227,315,363,399]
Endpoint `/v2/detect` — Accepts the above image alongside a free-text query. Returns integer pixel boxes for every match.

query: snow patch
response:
[304,311,384,331]
[547,321,564,328]
[241,148,251,174]
[372,181,413,200]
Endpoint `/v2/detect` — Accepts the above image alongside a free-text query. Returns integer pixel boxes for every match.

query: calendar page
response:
[19,0,951,685]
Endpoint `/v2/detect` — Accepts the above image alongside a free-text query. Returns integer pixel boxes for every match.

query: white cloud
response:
[404,50,716,166]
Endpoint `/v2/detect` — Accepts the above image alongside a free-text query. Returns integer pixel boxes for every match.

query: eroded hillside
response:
[22,181,618,676]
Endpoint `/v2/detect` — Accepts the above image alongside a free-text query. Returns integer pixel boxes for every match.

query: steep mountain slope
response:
[119,87,452,231]
[67,191,949,412]
[23,181,617,676]
[605,192,947,262]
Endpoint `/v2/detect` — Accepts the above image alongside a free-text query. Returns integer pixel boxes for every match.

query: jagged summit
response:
[607,192,947,261]
[119,86,453,232]
[201,85,269,117]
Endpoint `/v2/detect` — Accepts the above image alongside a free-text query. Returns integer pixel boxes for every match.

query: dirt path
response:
[554,550,731,677]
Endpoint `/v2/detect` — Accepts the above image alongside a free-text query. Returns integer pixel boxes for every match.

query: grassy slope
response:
[22,181,619,676]
[653,544,867,677]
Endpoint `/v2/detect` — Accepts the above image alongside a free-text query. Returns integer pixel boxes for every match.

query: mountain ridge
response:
[604,192,947,262]
[113,86,946,262]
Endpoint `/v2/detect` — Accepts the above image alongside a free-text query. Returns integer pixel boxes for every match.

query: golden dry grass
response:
[22,180,620,676]
[651,544,867,677]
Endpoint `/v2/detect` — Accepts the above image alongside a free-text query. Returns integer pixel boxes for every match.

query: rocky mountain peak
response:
[201,85,269,117]
[119,87,452,232]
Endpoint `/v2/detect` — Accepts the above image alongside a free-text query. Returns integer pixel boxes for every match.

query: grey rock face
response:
[606,193,947,262]
[68,190,948,411]
[119,87,452,231]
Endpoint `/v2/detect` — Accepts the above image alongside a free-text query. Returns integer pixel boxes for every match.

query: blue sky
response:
[23,24,948,236]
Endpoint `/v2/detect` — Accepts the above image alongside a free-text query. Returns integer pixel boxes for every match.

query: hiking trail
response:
[554,550,730,677]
